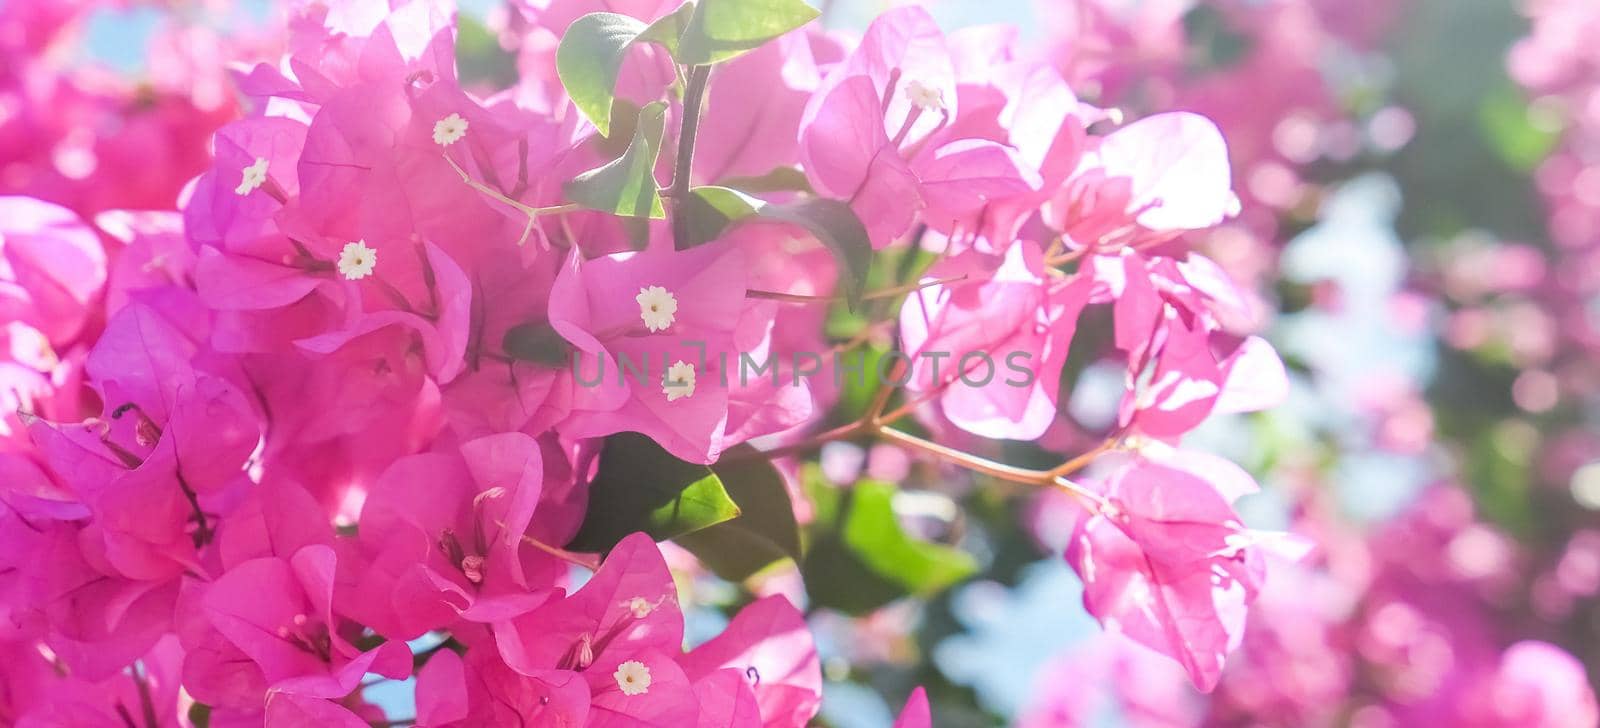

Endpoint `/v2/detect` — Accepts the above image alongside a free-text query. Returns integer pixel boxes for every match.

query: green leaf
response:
[188,704,212,728]
[564,101,669,218]
[567,432,741,552]
[680,185,764,246]
[718,166,815,195]
[594,99,644,159]
[556,13,650,136]
[677,0,820,65]
[801,471,977,615]
[502,321,570,367]
[674,447,803,581]
[681,187,873,306]
[637,1,695,59]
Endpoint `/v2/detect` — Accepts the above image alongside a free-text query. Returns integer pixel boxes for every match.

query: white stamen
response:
[337,240,378,281]
[628,596,653,618]
[235,157,269,195]
[663,360,696,401]
[433,113,469,146]
[635,286,678,332]
[614,660,652,696]
[904,80,945,112]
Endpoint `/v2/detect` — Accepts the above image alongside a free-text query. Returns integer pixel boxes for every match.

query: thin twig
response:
[443,155,576,246]
[671,65,713,249]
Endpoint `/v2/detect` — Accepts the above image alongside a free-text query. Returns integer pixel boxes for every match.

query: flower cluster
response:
[0,0,1310,724]
[997,1,1600,725]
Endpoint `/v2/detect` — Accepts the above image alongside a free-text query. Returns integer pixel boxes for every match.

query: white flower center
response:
[904,80,945,112]
[235,157,269,195]
[337,240,378,281]
[614,660,652,696]
[627,596,653,618]
[635,286,678,332]
[433,113,469,146]
[663,360,696,401]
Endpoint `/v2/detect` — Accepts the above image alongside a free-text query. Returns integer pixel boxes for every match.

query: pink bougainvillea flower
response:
[1091,250,1285,439]
[343,432,564,638]
[17,301,257,584]
[681,595,823,727]
[821,6,958,146]
[187,544,411,710]
[292,238,474,385]
[1048,112,1235,254]
[799,7,1037,248]
[495,532,683,676]
[900,240,1092,441]
[548,242,752,463]
[0,0,1322,721]
[183,116,308,256]
[84,301,260,494]
[799,75,924,249]
[492,533,701,724]
[1064,457,1302,692]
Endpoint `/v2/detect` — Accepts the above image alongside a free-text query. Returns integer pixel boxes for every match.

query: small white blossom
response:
[614,660,652,696]
[663,360,696,402]
[235,157,269,195]
[627,597,653,618]
[337,240,378,281]
[635,286,678,332]
[904,80,945,112]
[433,113,469,146]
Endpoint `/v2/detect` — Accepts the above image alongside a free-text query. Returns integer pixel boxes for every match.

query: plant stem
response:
[671,65,713,249]
[442,155,575,246]
[736,378,1114,505]
[874,427,1110,507]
